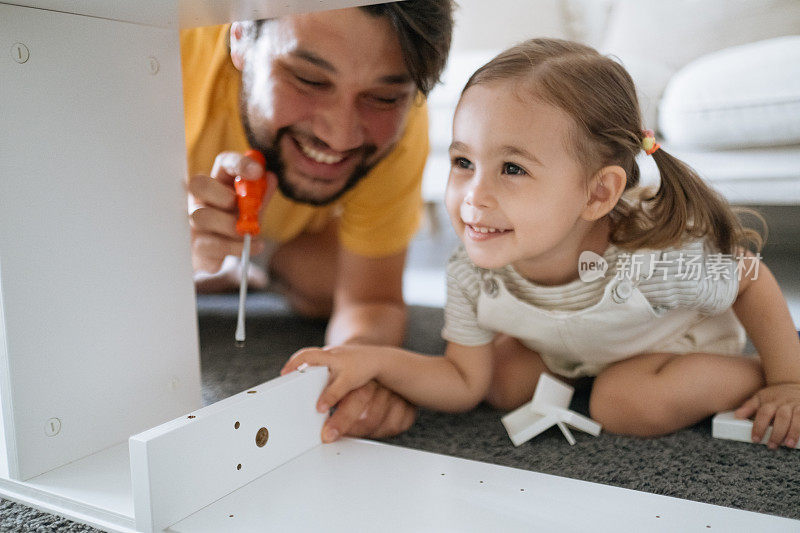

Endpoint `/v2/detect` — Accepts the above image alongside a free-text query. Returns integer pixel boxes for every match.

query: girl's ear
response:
[230,21,255,71]
[581,165,627,222]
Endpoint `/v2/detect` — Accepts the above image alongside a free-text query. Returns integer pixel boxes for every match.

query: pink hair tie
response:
[642,129,660,155]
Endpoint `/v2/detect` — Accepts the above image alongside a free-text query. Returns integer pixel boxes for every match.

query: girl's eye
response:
[452,157,473,170]
[503,162,526,176]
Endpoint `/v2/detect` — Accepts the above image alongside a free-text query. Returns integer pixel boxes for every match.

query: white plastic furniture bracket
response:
[502,373,601,447]
[712,411,799,449]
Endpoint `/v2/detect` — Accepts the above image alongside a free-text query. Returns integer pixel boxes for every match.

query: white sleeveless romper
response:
[476,272,746,378]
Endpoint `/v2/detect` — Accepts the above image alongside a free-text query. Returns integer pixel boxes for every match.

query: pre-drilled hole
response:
[256,427,269,447]
[236,464,242,470]
[234,421,240,429]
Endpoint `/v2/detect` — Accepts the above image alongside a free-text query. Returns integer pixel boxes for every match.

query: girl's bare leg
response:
[486,335,557,410]
[590,352,765,437]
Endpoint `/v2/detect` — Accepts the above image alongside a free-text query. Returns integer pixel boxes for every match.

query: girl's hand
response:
[734,383,800,449]
[281,345,383,415]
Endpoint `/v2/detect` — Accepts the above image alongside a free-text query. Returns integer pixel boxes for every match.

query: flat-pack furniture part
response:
[502,373,601,446]
[713,411,800,449]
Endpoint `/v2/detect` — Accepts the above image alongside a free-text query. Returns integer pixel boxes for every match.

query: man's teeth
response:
[298,141,344,164]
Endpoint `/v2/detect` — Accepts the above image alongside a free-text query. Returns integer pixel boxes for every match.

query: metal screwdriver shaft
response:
[233,150,269,347]
[234,233,251,346]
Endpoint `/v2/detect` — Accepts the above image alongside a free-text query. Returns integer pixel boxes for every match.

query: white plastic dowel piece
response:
[556,422,576,446]
[235,234,251,344]
[712,411,799,449]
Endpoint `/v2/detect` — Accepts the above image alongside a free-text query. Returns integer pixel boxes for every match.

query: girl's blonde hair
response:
[462,38,762,254]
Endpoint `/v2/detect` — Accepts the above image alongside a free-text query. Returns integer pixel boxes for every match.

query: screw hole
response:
[234,421,240,429]
[256,427,269,447]
[236,464,242,470]
[187,415,196,419]
[247,390,257,394]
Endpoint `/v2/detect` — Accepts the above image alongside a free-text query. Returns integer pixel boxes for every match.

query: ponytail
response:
[610,149,764,255]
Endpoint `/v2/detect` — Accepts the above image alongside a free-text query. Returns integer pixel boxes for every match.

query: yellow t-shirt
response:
[180,25,429,257]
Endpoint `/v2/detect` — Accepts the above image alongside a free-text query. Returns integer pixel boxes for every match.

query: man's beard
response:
[240,93,377,207]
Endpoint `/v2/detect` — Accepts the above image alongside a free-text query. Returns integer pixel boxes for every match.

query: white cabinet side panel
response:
[170,438,800,533]
[130,368,328,533]
[0,4,201,480]
[0,270,11,479]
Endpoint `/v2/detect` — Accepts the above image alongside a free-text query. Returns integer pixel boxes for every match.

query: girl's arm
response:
[733,255,800,384]
[281,342,494,414]
[732,252,800,447]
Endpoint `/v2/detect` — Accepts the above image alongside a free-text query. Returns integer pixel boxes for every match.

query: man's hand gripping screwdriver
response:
[234,150,274,346]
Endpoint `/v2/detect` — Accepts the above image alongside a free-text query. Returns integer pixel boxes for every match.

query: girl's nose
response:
[464,173,493,208]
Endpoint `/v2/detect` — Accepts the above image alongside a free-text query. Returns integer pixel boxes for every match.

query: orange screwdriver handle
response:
[234,150,268,236]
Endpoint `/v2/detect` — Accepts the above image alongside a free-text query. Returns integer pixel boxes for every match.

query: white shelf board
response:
[169,438,800,533]
[25,442,134,519]
[0,442,135,532]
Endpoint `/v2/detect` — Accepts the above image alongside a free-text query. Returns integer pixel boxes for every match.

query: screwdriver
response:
[234,149,268,347]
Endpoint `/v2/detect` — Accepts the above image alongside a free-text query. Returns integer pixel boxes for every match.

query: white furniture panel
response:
[169,437,800,533]
[0,3,202,481]
[130,367,328,533]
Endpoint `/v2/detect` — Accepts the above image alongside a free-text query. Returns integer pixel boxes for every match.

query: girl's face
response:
[445,82,593,280]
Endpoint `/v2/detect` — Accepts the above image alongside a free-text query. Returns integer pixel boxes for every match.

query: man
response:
[182,2,454,442]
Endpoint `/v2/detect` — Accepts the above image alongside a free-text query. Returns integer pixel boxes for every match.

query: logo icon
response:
[578,251,608,282]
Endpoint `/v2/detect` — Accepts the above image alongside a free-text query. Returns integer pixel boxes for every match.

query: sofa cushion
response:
[659,36,800,149]
[600,0,800,130]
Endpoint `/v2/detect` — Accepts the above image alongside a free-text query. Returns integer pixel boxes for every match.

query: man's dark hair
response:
[255,1,455,95]
[358,1,454,95]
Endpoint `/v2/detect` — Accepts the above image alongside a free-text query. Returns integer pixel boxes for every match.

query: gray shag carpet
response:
[2,292,798,531]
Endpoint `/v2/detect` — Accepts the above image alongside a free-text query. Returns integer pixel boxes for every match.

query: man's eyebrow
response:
[291,48,412,86]
[292,49,336,72]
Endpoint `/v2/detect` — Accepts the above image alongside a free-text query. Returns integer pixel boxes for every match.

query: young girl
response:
[281,39,800,448]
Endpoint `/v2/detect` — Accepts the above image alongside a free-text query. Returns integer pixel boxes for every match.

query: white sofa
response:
[423,0,800,208]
